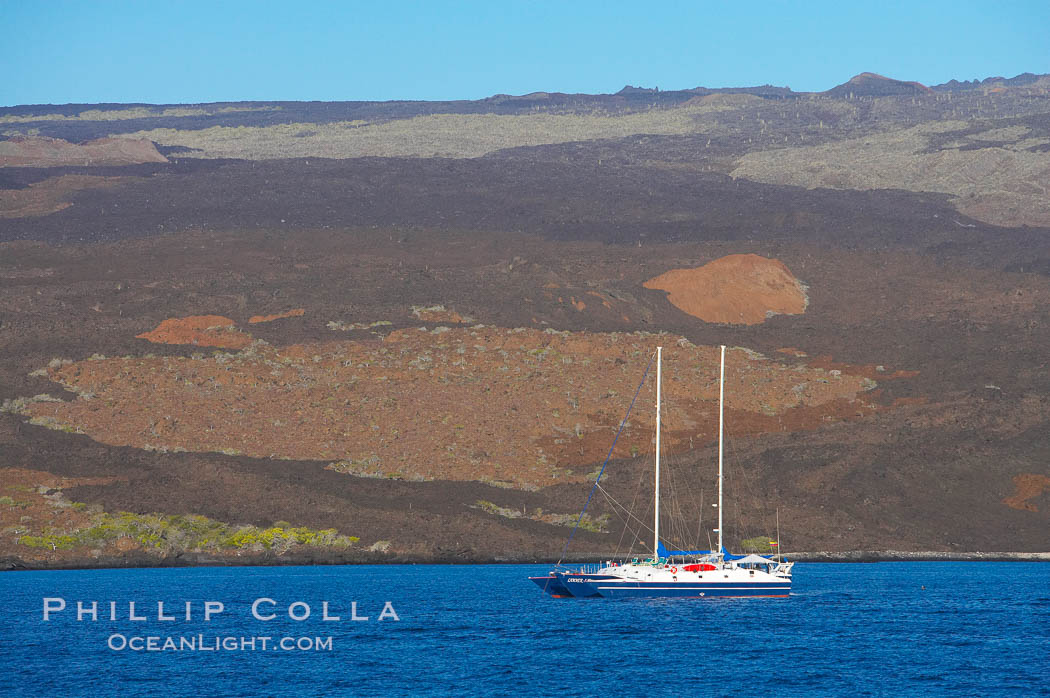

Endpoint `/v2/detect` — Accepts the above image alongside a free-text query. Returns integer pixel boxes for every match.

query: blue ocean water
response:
[2,562,1048,696]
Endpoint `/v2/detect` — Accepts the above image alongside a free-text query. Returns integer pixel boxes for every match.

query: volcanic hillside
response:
[825,72,934,98]
[2,71,1050,567]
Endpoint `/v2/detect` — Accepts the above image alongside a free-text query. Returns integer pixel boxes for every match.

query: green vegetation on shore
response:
[740,536,778,554]
[16,510,358,555]
[475,499,609,533]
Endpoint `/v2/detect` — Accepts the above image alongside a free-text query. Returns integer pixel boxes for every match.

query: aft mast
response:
[717,344,725,556]
[654,346,661,561]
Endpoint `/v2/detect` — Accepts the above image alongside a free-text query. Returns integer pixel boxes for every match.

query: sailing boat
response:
[530,345,794,598]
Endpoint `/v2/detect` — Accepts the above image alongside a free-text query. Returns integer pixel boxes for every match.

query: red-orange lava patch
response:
[643,254,808,325]
[248,309,306,324]
[1003,474,1050,512]
[136,315,252,349]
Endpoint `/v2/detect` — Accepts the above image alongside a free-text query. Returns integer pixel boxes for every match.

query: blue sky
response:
[1,0,1047,106]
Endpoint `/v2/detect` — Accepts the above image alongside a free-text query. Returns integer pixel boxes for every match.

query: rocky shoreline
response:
[779,551,1050,562]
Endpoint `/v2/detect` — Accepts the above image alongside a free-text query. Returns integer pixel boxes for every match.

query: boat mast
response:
[717,344,725,556]
[776,507,781,563]
[654,346,661,560]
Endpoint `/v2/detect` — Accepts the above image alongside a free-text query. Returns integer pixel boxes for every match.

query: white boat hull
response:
[556,562,792,598]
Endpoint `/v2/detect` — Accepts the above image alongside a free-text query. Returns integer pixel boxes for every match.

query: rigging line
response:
[612,501,632,555]
[724,418,757,548]
[607,475,658,560]
[677,474,692,542]
[607,490,641,556]
[684,449,709,545]
[664,446,684,545]
[611,450,643,552]
[661,390,703,550]
[612,427,654,559]
[696,487,705,550]
[663,438,694,549]
[597,483,656,536]
[723,416,742,548]
[676,454,704,549]
[606,503,648,557]
[601,490,649,559]
[598,491,643,539]
[616,522,646,559]
[606,495,647,550]
[723,414,762,550]
[673,453,696,547]
[555,351,655,568]
[667,421,705,549]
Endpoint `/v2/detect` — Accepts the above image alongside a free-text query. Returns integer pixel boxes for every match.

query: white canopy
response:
[733,554,776,565]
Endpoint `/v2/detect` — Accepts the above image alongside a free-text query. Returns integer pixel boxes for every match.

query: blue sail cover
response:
[657,542,755,560]
[658,542,726,557]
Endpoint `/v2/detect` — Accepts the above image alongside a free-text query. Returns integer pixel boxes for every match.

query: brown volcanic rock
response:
[0,136,168,167]
[643,254,808,325]
[0,175,128,218]
[25,327,879,489]
[136,315,252,349]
